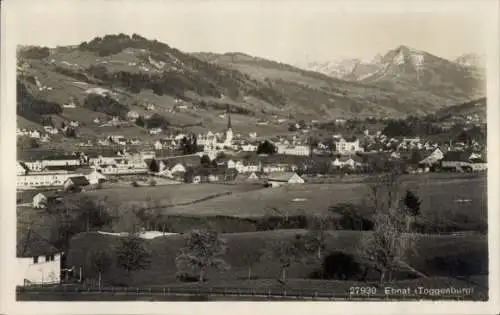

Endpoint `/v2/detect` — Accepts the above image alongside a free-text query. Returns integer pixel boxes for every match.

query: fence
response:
[16,285,478,301]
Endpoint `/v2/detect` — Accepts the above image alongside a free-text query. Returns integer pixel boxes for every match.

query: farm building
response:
[441,151,487,172]
[235,172,260,183]
[17,228,62,286]
[32,191,62,208]
[267,172,305,188]
[63,176,90,192]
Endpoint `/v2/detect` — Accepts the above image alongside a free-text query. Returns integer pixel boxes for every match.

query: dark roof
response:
[66,176,90,186]
[442,151,472,162]
[17,228,60,258]
[157,155,201,167]
[43,165,81,172]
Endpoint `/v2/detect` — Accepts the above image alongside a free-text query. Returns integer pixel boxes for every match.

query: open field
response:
[67,230,487,290]
[151,176,486,219]
[71,183,264,208]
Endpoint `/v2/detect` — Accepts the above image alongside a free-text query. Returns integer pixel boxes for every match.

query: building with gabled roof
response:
[17,228,62,286]
[267,172,304,188]
[63,176,90,192]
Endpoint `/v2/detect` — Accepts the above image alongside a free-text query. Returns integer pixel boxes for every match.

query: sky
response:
[7,0,493,65]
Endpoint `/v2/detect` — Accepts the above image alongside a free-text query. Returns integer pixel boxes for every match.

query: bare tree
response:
[262,234,308,283]
[175,228,230,283]
[303,216,329,261]
[358,209,415,286]
[86,248,112,289]
[241,250,261,280]
[359,170,423,285]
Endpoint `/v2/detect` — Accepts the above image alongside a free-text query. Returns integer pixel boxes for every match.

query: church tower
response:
[225,105,233,145]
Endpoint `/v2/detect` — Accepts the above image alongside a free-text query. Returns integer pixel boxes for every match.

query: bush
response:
[131,181,139,187]
[319,251,363,280]
[148,179,157,186]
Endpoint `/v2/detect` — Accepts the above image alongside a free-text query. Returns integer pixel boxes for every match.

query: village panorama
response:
[15,33,488,301]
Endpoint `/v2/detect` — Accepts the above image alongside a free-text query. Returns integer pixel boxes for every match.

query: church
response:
[197,106,235,157]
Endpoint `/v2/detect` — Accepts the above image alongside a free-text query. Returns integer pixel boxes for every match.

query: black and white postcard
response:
[1,0,499,314]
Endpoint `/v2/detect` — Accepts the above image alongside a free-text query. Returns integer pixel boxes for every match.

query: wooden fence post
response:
[163,288,166,296]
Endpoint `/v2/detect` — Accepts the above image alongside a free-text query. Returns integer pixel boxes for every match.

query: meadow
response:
[67,229,488,291]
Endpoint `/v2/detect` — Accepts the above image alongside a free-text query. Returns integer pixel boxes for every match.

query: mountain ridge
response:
[16,35,485,136]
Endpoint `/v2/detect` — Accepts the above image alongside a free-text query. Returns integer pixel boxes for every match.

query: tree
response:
[86,248,112,289]
[358,210,415,286]
[116,234,151,276]
[113,206,143,234]
[262,234,308,283]
[358,170,421,286]
[135,115,145,127]
[241,250,261,280]
[402,190,421,232]
[175,228,230,283]
[200,154,211,167]
[256,140,277,155]
[303,216,328,261]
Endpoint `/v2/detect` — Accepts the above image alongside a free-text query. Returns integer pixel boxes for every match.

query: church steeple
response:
[227,105,232,130]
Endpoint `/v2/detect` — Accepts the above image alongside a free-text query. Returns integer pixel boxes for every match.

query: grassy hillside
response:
[67,230,487,289]
[17,34,486,139]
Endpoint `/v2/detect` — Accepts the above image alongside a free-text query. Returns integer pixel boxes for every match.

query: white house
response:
[331,156,365,169]
[149,128,163,135]
[126,111,140,120]
[275,144,311,156]
[86,169,107,185]
[17,228,62,286]
[153,140,164,150]
[29,130,41,139]
[336,137,362,155]
[267,172,305,188]
[17,162,29,176]
[170,163,187,174]
[17,173,85,189]
[241,144,258,152]
[262,164,287,173]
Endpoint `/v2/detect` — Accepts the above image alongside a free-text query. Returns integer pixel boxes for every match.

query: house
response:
[63,176,90,192]
[241,144,258,152]
[235,172,260,183]
[63,98,77,108]
[129,139,142,145]
[267,172,305,188]
[32,191,62,209]
[275,144,311,156]
[17,172,85,189]
[149,128,163,135]
[29,130,41,139]
[153,140,164,150]
[419,148,444,168]
[69,120,80,128]
[336,137,362,155]
[17,161,29,176]
[331,155,366,169]
[169,163,187,174]
[17,228,62,286]
[93,118,101,124]
[126,111,140,120]
[146,103,156,111]
[440,151,484,171]
[85,169,107,185]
